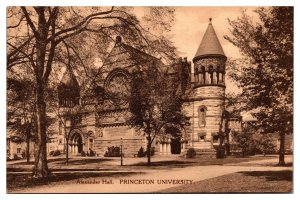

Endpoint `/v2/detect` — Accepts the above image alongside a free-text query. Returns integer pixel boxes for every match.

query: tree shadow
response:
[239,170,293,182]
[53,158,113,165]
[7,171,143,193]
[131,160,197,168]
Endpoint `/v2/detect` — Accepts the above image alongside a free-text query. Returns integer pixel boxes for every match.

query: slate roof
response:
[194,20,225,60]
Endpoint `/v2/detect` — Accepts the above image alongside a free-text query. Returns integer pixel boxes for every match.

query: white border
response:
[1,1,299,200]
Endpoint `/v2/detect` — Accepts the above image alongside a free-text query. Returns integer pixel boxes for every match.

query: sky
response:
[169,7,259,93]
[171,7,258,60]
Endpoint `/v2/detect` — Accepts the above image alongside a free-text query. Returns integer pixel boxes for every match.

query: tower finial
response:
[209,17,212,24]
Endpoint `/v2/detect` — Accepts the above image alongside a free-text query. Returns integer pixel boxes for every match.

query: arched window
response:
[198,106,207,127]
[194,68,199,82]
[201,66,206,84]
[216,66,220,84]
[209,66,214,84]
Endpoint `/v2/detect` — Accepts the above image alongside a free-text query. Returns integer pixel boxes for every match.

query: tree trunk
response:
[32,9,51,178]
[32,84,50,178]
[225,130,230,156]
[278,131,285,166]
[26,133,30,163]
[66,134,69,164]
[146,133,151,166]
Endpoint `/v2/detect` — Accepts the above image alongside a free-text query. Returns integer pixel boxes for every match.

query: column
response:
[167,143,171,154]
[199,73,203,84]
[222,73,224,83]
[159,143,163,154]
[163,144,167,155]
[212,72,216,84]
[206,72,210,84]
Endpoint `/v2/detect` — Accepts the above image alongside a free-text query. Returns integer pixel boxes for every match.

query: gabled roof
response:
[60,68,79,89]
[194,19,225,61]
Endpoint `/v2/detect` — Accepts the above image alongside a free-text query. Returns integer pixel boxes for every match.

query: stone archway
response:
[158,124,186,155]
[69,130,84,154]
[166,127,181,154]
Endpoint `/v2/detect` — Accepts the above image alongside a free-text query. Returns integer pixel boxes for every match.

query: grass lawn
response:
[158,170,293,193]
[7,155,281,172]
[7,171,142,192]
[7,155,291,192]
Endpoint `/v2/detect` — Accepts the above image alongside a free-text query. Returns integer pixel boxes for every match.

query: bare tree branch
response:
[21,7,39,38]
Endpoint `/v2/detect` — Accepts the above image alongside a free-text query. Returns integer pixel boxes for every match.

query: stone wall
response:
[184,85,225,150]
[94,126,144,157]
[94,138,144,157]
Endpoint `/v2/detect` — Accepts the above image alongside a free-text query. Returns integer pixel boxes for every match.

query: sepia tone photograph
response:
[6,6,293,194]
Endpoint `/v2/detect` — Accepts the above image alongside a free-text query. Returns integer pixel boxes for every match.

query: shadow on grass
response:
[7,171,142,193]
[54,158,113,165]
[239,170,293,182]
[8,157,113,166]
[7,158,65,165]
[131,160,197,168]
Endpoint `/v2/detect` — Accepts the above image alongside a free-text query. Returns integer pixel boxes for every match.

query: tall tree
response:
[225,7,293,165]
[7,6,177,177]
[129,61,187,165]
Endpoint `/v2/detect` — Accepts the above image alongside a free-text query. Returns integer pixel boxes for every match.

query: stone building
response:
[56,19,238,157]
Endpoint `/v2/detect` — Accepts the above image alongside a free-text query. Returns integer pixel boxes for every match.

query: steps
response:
[185,142,216,155]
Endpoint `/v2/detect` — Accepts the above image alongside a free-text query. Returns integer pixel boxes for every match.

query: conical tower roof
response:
[60,67,79,89]
[193,18,225,61]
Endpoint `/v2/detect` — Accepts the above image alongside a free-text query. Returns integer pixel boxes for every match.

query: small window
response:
[198,132,206,141]
[199,135,205,141]
[59,139,63,144]
[17,148,21,154]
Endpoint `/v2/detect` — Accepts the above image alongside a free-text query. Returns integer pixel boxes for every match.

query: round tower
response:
[191,18,226,150]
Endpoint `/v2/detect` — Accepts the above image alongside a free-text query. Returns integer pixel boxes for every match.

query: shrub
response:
[216,146,225,159]
[21,151,26,158]
[13,153,19,160]
[49,150,54,156]
[89,149,96,157]
[104,146,121,157]
[137,147,145,157]
[138,147,155,157]
[81,151,86,157]
[52,150,61,156]
[186,148,196,158]
[150,147,155,156]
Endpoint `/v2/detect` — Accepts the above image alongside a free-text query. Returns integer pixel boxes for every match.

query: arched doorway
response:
[165,127,181,154]
[70,132,83,154]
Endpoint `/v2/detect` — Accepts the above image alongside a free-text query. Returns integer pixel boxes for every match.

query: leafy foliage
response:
[104,146,121,157]
[186,148,196,158]
[7,6,178,176]
[128,61,187,164]
[225,7,293,164]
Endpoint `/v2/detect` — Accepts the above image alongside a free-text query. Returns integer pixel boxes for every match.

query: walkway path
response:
[15,156,292,193]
